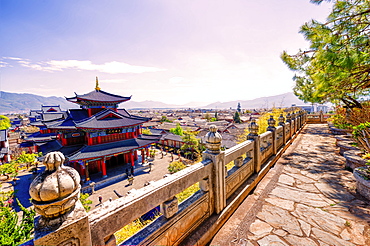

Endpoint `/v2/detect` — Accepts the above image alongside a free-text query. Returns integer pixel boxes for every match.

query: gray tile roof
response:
[66,90,131,103]
[67,136,160,161]
[74,109,150,129]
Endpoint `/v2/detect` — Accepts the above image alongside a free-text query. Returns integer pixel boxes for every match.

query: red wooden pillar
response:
[125,132,129,139]
[134,150,138,161]
[85,162,90,181]
[141,149,145,164]
[146,147,149,158]
[101,158,107,177]
[98,136,102,144]
[130,152,135,167]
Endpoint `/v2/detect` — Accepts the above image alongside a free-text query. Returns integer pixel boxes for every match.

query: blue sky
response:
[0,0,333,105]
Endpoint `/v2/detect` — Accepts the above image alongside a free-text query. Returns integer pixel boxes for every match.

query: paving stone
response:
[248,219,273,240]
[278,174,295,186]
[257,235,289,246]
[265,196,295,211]
[314,182,355,202]
[285,235,318,246]
[296,183,320,193]
[340,228,351,241]
[300,170,323,181]
[257,204,303,236]
[298,219,311,237]
[312,227,355,246]
[282,165,300,174]
[318,240,330,246]
[347,222,366,245]
[292,204,346,235]
[273,229,287,237]
[271,186,330,207]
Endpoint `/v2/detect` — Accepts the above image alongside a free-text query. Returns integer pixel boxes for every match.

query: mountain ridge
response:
[0,91,307,114]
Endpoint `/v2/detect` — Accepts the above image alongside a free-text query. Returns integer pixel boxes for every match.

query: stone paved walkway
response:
[211,124,370,246]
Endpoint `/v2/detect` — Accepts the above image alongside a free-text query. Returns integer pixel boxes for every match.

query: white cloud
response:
[3,57,166,74]
[2,57,23,61]
[0,61,9,68]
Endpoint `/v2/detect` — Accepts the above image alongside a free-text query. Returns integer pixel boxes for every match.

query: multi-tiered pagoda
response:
[29,78,160,181]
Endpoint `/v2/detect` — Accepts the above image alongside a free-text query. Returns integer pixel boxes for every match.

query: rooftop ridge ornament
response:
[95,76,101,91]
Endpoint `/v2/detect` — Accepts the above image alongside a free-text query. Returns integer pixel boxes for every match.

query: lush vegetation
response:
[168,161,187,173]
[281,0,370,108]
[0,116,11,130]
[281,0,370,175]
[169,123,184,136]
[80,193,92,212]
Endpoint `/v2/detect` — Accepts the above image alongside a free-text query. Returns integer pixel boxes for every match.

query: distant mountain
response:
[0,91,78,114]
[0,91,307,114]
[202,92,308,109]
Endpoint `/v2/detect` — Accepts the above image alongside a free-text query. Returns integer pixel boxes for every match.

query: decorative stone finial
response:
[29,152,81,220]
[205,125,222,154]
[286,113,291,123]
[267,115,276,131]
[278,114,285,126]
[95,76,100,91]
[248,118,259,139]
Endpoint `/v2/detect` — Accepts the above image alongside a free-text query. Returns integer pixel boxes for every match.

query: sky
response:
[0,0,333,105]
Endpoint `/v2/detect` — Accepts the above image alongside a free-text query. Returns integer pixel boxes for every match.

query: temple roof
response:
[66,90,131,104]
[74,109,150,129]
[67,135,161,161]
[44,109,151,130]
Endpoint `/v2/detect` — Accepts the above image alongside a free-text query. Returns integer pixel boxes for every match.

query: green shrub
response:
[167,161,187,173]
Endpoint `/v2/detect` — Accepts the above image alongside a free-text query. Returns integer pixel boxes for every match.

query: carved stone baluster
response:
[202,125,225,214]
[30,151,92,246]
[247,119,261,172]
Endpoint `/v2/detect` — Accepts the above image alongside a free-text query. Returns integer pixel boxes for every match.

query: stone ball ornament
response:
[29,151,81,220]
[205,125,222,154]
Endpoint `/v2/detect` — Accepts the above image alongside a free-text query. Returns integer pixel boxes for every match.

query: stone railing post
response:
[30,152,92,246]
[247,119,261,172]
[202,125,226,214]
[278,114,286,144]
[319,110,324,122]
[267,115,277,154]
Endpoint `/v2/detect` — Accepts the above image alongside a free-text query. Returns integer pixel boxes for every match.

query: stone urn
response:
[354,167,370,200]
[29,152,81,220]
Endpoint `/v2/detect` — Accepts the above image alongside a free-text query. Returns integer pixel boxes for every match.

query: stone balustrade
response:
[306,111,333,124]
[30,109,310,246]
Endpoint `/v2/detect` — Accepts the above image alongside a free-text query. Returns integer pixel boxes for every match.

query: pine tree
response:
[233,111,241,124]
[281,0,370,108]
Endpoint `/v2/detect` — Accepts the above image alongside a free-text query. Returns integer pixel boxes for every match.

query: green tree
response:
[233,111,242,124]
[0,116,11,130]
[15,151,40,170]
[281,0,370,108]
[181,131,200,160]
[0,199,35,245]
[214,111,218,121]
[204,113,211,122]
[141,128,152,135]
[0,162,17,180]
[170,123,184,136]
[160,116,172,123]
[80,193,92,212]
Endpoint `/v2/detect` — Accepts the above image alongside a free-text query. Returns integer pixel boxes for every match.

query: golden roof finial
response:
[95,76,101,91]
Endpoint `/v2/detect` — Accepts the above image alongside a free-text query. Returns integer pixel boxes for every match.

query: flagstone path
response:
[211,124,370,246]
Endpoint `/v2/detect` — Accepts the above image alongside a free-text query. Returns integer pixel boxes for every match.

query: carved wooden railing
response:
[30,109,308,246]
